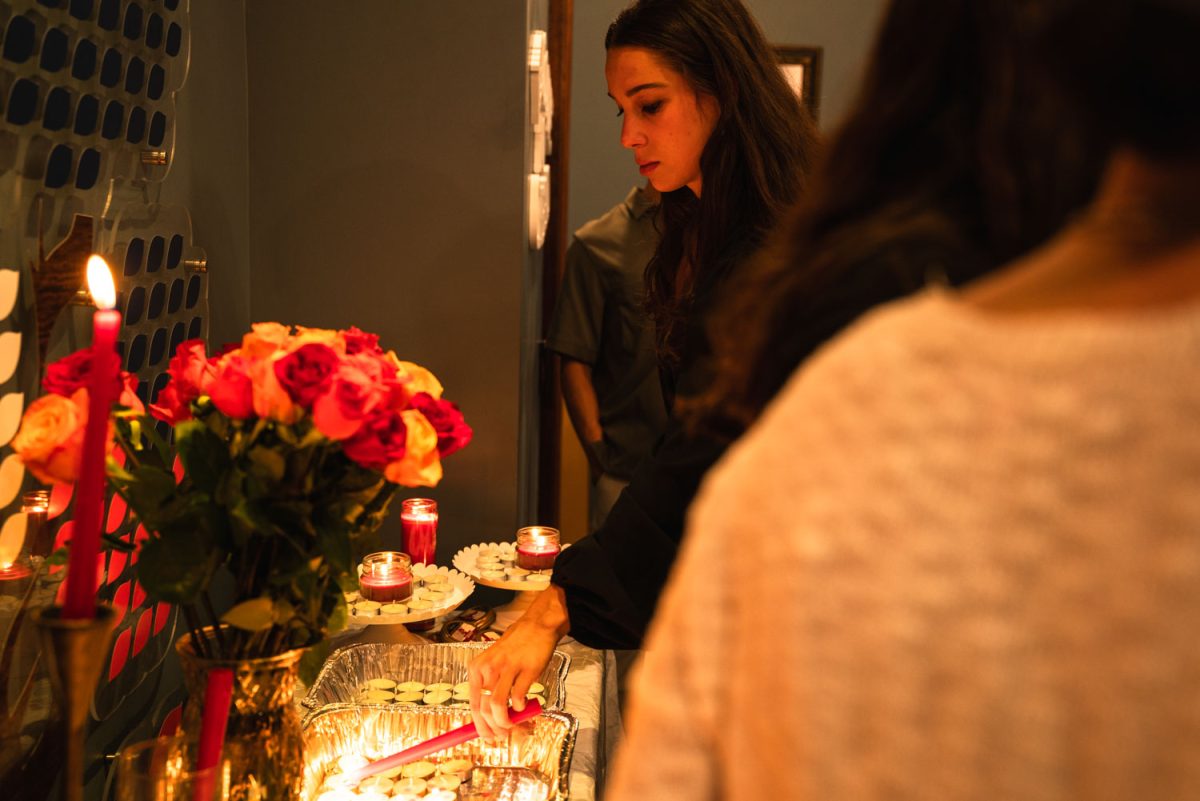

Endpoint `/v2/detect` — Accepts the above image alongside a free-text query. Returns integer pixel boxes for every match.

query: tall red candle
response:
[193,667,233,801]
[401,498,438,566]
[63,256,120,620]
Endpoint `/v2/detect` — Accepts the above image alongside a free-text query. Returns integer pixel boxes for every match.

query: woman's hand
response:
[469,584,570,739]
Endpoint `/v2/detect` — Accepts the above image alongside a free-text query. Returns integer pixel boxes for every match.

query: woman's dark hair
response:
[1038,0,1200,160]
[606,0,818,368]
[695,0,1107,435]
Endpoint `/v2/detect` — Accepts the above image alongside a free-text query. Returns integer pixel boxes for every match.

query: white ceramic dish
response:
[344,563,474,626]
[452,542,562,592]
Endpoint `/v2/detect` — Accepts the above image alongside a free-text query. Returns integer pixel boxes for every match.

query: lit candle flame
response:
[86,255,116,310]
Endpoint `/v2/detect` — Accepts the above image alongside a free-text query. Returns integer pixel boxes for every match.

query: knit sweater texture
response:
[607,288,1200,801]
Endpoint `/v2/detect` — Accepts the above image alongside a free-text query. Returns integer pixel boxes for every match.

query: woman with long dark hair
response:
[469,0,817,739]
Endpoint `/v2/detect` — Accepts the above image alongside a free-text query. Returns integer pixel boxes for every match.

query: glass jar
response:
[516,526,561,571]
[400,498,438,566]
[358,551,413,603]
[21,490,51,558]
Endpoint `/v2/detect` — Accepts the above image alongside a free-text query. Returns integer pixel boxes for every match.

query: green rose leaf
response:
[221,597,276,631]
[175,420,232,494]
[246,446,286,484]
[123,466,178,520]
[136,534,209,604]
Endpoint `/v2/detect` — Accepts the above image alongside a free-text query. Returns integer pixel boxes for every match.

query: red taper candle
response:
[63,256,120,620]
[341,700,544,784]
[192,667,234,801]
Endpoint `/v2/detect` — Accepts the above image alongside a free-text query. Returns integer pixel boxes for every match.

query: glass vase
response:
[175,631,304,801]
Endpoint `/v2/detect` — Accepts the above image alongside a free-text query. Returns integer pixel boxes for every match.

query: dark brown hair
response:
[606,0,818,369]
[695,0,1107,435]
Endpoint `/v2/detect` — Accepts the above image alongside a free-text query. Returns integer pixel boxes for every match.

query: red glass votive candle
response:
[516,526,561,571]
[358,552,413,603]
[401,498,438,566]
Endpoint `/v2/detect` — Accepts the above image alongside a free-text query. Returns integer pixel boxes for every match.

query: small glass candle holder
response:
[516,526,561,571]
[401,498,438,566]
[22,490,51,558]
[358,551,413,603]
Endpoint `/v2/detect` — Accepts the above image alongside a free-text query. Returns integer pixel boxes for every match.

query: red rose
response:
[118,371,144,413]
[42,349,93,396]
[343,327,382,355]
[312,355,392,440]
[149,383,193,425]
[342,408,408,470]
[409,392,473,457]
[209,354,255,419]
[273,343,339,408]
[44,348,144,413]
[169,339,216,401]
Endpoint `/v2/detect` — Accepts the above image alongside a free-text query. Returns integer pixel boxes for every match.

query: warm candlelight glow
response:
[86,255,116,309]
[516,526,561,571]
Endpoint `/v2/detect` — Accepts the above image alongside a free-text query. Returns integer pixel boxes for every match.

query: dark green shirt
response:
[547,187,667,479]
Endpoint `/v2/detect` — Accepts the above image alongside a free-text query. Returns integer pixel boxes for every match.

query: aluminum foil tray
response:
[301,703,578,801]
[302,642,570,711]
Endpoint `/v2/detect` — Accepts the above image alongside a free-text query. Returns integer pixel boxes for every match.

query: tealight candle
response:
[516,526,561,571]
[359,551,413,603]
[400,498,438,566]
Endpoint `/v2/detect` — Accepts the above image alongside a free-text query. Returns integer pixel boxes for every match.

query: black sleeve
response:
[551,416,725,649]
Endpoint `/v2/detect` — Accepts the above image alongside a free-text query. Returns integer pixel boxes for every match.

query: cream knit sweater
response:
[606,289,1200,801]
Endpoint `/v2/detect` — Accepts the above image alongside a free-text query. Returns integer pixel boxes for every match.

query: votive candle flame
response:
[516,526,560,571]
[359,551,413,603]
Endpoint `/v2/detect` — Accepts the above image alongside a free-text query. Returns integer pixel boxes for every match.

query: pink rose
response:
[13,390,88,484]
[342,409,408,470]
[409,393,472,457]
[384,410,442,487]
[343,327,382,355]
[209,354,255,419]
[312,355,392,441]
[273,343,339,408]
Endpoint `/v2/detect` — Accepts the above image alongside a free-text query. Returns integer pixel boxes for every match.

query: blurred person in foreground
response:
[608,0,1200,799]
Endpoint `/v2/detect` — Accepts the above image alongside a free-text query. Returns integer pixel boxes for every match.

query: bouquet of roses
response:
[13,323,471,672]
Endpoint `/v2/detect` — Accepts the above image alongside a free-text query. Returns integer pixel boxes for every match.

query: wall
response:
[159,1,252,350]
[244,1,538,571]
[559,0,890,536]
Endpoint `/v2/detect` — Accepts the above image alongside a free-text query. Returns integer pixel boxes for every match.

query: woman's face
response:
[605,46,719,197]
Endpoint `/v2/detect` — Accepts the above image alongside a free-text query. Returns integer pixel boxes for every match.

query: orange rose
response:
[387,356,444,403]
[241,322,292,359]
[12,389,88,484]
[250,355,301,424]
[384,410,442,487]
[290,326,346,355]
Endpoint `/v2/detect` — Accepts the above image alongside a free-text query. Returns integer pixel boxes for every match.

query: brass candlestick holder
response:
[32,604,117,801]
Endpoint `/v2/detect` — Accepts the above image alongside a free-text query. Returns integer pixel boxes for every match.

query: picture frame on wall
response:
[774,45,823,122]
